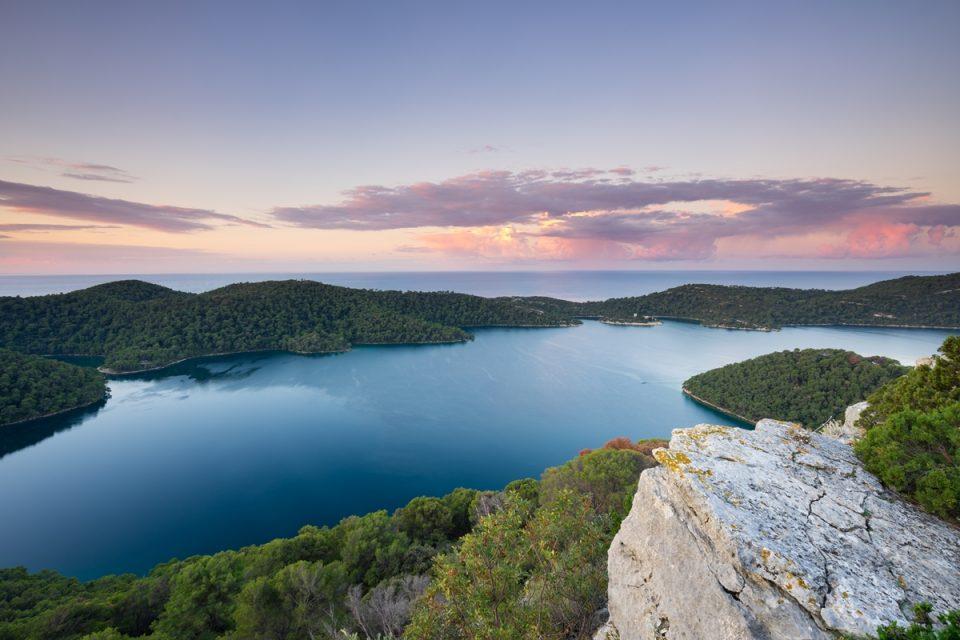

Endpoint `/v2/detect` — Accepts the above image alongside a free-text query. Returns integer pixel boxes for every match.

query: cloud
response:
[272,169,960,261]
[0,179,270,232]
[467,145,508,154]
[9,156,138,183]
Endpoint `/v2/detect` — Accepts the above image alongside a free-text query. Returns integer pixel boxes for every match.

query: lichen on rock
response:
[605,419,960,639]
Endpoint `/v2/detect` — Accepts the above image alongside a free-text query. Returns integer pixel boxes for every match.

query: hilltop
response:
[0,273,956,374]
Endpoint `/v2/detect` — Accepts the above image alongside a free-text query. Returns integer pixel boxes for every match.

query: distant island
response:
[0,272,957,375]
[682,348,908,428]
[526,272,960,331]
[0,350,107,426]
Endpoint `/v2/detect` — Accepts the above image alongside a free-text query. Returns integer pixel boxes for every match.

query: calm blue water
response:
[0,272,955,580]
[0,270,946,300]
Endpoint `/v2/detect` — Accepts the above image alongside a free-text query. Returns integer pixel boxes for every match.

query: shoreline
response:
[98,339,467,376]
[85,315,960,376]
[681,387,755,426]
[652,316,960,332]
[0,394,108,428]
[97,322,579,375]
[600,319,662,327]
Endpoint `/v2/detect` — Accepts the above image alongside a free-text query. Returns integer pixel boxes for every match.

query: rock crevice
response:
[604,420,960,639]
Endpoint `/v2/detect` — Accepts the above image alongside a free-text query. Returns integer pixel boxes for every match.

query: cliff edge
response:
[604,420,960,639]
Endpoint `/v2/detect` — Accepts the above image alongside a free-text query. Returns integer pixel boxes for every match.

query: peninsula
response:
[0,273,957,375]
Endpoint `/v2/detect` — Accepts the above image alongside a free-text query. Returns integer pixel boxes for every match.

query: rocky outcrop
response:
[819,401,868,444]
[604,420,960,639]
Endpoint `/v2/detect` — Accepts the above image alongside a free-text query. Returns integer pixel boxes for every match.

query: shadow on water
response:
[116,350,344,384]
[0,399,108,459]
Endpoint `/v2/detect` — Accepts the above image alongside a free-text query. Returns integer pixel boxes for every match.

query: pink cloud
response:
[818,222,944,258]
[271,168,960,261]
[0,180,269,232]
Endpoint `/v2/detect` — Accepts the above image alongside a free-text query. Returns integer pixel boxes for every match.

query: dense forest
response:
[0,274,957,373]
[855,336,960,521]
[0,280,576,373]
[0,437,664,640]
[526,272,960,330]
[683,349,908,427]
[0,350,106,426]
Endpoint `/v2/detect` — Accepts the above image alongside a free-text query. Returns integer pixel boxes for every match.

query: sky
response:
[0,0,958,274]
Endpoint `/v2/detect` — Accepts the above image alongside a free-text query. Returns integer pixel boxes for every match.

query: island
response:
[1,273,957,375]
[0,280,578,374]
[0,349,107,426]
[572,272,960,331]
[682,348,908,428]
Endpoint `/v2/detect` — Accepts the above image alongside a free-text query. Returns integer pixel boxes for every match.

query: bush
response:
[405,491,606,640]
[855,403,960,520]
[854,336,960,522]
[852,604,960,639]
[858,336,960,430]
[540,448,657,526]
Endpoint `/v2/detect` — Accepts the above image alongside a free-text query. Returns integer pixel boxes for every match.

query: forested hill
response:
[1,273,955,373]
[683,348,909,427]
[0,280,576,373]
[561,272,960,330]
[0,350,107,426]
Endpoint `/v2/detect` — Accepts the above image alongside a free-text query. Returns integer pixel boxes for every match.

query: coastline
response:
[0,394,108,428]
[97,322,579,375]
[600,319,662,327]
[99,341,469,376]
[92,315,959,376]
[681,387,755,426]
[650,316,960,332]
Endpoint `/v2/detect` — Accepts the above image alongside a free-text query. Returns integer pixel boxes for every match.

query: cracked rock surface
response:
[604,420,960,640]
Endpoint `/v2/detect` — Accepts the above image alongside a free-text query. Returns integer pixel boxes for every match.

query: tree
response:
[394,498,454,545]
[855,403,960,520]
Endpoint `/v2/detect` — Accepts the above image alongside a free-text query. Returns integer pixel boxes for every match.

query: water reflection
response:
[0,400,107,459]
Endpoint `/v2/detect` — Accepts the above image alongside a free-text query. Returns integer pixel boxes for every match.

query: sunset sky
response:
[1,1,958,274]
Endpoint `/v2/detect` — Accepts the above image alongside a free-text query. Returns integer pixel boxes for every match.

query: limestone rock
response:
[606,420,960,639]
[821,401,868,444]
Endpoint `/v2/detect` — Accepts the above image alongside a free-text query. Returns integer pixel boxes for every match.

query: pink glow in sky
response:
[1,2,958,274]
[1,169,957,273]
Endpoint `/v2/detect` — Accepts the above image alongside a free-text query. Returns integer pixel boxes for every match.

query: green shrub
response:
[854,336,960,522]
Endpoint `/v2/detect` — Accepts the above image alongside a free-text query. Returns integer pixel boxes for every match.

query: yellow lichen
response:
[654,449,691,472]
[686,425,732,445]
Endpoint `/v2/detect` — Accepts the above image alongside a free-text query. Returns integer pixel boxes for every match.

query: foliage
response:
[3,273,957,374]
[579,273,960,330]
[846,603,960,639]
[540,447,659,525]
[0,439,658,639]
[683,348,907,427]
[856,404,960,519]
[853,336,960,522]
[404,490,609,640]
[0,280,575,373]
[405,437,660,639]
[858,336,960,430]
[0,350,106,426]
